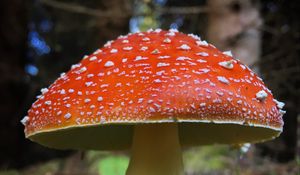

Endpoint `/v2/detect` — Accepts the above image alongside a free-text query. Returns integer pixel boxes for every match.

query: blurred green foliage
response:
[97,155,129,175]
[0,171,19,175]
[183,145,234,174]
[88,151,129,175]
[1,147,298,175]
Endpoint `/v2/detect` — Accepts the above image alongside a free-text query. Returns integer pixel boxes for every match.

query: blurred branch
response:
[259,25,280,35]
[40,0,208,18]
[40,0,121,18]
[159,6,209,14]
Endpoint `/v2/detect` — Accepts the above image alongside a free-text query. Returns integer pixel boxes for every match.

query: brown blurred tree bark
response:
[207,0,261,71]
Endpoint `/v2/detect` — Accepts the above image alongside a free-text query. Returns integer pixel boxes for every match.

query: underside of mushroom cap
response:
[23,29,284,150]
[28,122,280,150]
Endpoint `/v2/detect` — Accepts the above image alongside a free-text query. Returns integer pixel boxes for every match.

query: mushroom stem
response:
[126,123,184,175]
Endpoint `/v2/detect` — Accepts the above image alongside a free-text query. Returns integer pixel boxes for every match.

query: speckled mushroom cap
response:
[22,29,284,150]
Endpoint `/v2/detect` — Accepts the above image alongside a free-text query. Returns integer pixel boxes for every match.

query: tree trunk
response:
[207,0,261,71]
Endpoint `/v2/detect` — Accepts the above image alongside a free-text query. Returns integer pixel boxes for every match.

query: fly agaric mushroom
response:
[22,29,285,175]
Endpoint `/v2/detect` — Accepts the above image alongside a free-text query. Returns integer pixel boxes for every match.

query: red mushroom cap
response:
[22,29,284,150]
